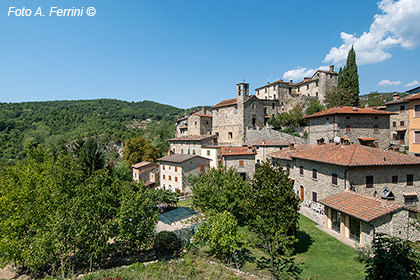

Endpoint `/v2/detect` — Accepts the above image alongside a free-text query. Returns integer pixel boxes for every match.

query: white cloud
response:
[324,0,420,65]
[282,66,329,81]
[378,79,402,86]
[405,80,420,87]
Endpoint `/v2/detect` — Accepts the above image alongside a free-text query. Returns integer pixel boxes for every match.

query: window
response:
[374,116,378,120]
[175,166,178,172]
[272,103,275,109]
[168,176,172,181]
[239,160,244,167]
[393,121,396,127]
[286,165,290,173]
[200,165,204,171]
[173,148,176,153]
[228,132,233,139]
[195,121,197,126]
[415,105,420,117]
[299,166,304,175]
[404,196,417,206]
[188,149,190,154]
[265,88,267,93]
[298,87,300,92]
[400,121,405,126]
[193,150,196,155]
[366,176,373,188]
[374,125,379,133]
[346,125,351,132]
[400,105,405,111]
[312,169,318,179]
[415,131,420,143]
[163,164,165,170]
[181,149,184,154]
[316,81,319,87]
[207,150,210,156]
[392,175,398,184]
[407,174,414,186]
[312,191,318,202]
[175,177,178,182]
[206,120,209,125]
[306,84,309,90]
[163,175,166,180]
[346,116,350,119]
[316,92,318,97]
[332,173,338,185]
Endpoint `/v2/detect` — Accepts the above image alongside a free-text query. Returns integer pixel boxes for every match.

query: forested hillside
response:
[0,99,187,163]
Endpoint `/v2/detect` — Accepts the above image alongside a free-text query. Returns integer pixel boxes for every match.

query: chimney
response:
[353,107,359,111]
[365,104,369,108]
[330,65,334,72]
[289,142,295,150]
[262,139,265,145]
[393,93,399,101]
[167,149,175,156]
[247,145,253,153]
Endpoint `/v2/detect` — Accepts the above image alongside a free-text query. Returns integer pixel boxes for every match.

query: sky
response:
[1,0,420,108]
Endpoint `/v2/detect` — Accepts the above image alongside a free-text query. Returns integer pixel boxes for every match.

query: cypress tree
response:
[339,46,360,107]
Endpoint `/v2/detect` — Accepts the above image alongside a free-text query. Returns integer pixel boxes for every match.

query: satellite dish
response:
[334,136,341,144]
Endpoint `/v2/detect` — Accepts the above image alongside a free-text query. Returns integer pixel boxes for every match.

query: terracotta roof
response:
[286,144,420,167]
[212,98,237,109]
[358,137,376,141]
[244,140,289,147]
[221,146,257,156]
[407,92,420,100]
[269,145,310,160]
[157,154,210,164]
[305,106,395,118]
[132,161,158,169]
[193,113,212,118]
[319,191,405,222]
[169,135,216,142]
[383,96,410,105]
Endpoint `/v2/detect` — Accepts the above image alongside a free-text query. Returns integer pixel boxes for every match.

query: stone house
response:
[157,154,210,194]
[176,107,212,137]
[269,143,420,246]
[382,94,410,150]
[407,92,420,156]
[169,135,217,156]
[200,145,221,169]
[212,83,265,146]
[305,106,395,149]
[131,161,159,186]
[221,146,257,180]
[243,140,289,164]
[255,66,338,111]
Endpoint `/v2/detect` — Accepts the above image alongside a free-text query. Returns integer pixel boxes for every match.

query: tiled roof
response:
[244,140,289,147]
[193,113,212,118]
[305,106,395,118]
[132,161,158,169]
[319,191,404,222]
[212,98,237,109]
[157,154,210,164]
[287,144,420,167]
[221,146,257,156]
[383,96,410,105]
[407,92,420,100]
[169,135,216,142]
[268,145,310,160]
[358,137,376,141]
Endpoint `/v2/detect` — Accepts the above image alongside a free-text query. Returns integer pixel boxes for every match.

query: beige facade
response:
[383,95,410,150]
[169,135,217,156]
[408,94,420,155]
[200,146,221,169]
[132,162,159,186]
[244,140,289,164]
[158,154,210,194]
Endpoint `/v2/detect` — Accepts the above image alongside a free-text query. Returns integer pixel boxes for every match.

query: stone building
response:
[243,140,289,164]
[157,154,210,194]
[176,106,212,137]
[270,143,420,246]
[131,161,159,186]
[382,94,410,150]
[169,135,217,156]
[305,106,395,149]
[408,92,420,156]
[255,66,338,111]
[212,83,265,146]
[221,146,257,180]
[200,145,221,169]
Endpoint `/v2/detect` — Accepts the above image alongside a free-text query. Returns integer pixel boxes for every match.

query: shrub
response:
[154,231,182,259]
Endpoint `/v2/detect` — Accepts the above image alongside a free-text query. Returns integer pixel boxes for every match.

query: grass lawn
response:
[177,198,193,208]
[294,215,365,280]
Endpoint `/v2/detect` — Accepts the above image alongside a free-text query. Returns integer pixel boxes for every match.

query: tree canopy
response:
[122,136,160,167]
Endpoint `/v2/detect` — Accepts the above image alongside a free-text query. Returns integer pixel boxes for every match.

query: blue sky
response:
[1,0,420,108]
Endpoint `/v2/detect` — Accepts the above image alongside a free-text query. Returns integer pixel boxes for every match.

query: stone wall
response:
[212,105,244,146]
[384,102,409,148]
[170,137,214,156]
[308,114,391,149]
[223,154,256,180]
[245,126,307,144]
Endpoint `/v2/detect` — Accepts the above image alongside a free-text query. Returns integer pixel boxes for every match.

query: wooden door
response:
[300,186,304,202]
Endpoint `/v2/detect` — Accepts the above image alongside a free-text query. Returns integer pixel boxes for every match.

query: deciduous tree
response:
[123,136,159,167]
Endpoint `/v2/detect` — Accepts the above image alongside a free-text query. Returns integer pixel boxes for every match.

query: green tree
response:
[195,211,245,266]
[268,105,305,130]
[325,46,360,108]
[305,99,325,116]
[78,138,105,177]
[123,136,159,167]
[245,162,301,279]
[365,234,420,280]
[192,168,249,225]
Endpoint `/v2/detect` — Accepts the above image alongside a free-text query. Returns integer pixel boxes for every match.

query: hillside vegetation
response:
[0,99,187,163]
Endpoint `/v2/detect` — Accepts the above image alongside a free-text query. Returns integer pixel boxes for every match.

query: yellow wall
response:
[409,99,420,154]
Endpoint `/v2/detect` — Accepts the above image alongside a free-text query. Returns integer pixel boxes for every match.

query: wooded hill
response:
[0,99,190,163]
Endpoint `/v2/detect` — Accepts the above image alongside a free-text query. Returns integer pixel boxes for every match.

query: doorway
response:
[300,186,304,201]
